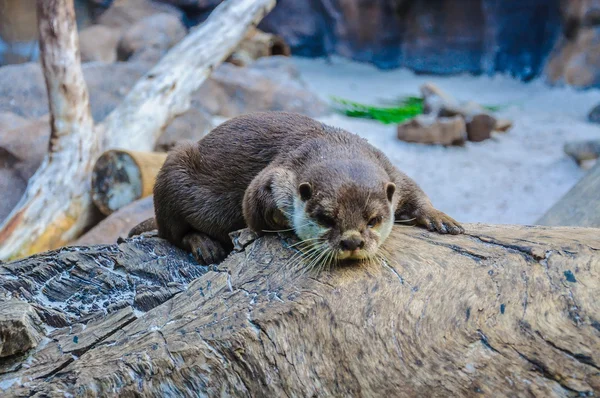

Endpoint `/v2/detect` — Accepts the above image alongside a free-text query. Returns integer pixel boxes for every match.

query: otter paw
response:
[417,209,464,235]
[183,233,227,265]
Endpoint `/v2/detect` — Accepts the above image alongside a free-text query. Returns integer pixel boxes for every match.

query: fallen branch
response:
[0,0,276,260]
[537,161,600,227]
[1,224,599,396]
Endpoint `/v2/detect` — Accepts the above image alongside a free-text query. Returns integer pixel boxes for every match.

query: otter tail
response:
[128,218,158,237]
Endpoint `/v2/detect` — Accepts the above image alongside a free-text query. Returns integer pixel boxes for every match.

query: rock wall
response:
[258,0,562,80]
[544,0,600,88]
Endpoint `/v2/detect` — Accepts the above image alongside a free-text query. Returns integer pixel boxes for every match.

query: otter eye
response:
[315,213,335,227]
[367,216,382,228]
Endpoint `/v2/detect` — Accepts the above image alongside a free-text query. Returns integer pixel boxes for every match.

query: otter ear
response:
[298,182,312,201]
[385,182,396,202]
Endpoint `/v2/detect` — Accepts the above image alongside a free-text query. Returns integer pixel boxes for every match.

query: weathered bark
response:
[538,161,600,227]
[91,150,166,215]
[0,0,276,261]
[0,224,599,397]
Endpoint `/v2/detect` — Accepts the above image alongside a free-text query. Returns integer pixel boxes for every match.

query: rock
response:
[96,0,183,33]
[466,114,497,142]
[0,115,50,222]
[79,25,121,63]
[397,114,467,146]
[117,13,187,62]
[589,103,600,123]
[194,56,329,118]
[0,169,26,224]
[259,0,561,80]
[0,300,44,358]
[0,111,28,132]
[155,107,214,151]
[0,115,50,179]
[494,119,513,132]
[0,61,152,121]
[564,139,600,164]
[545,27,600,88]
[74,196,155,246]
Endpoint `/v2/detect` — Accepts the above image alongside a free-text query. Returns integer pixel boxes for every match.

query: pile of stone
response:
[396,83,513,146]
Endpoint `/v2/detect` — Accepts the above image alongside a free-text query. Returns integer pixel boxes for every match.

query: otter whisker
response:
[289,237,327,248]
[394,217,416,224]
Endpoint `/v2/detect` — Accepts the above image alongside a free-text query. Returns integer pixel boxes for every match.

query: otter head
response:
[292,160,396,262]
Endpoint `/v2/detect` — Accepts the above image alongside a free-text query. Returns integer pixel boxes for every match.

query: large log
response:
[537,161,600,227]
[0,0,276,261]
[0,224,599,396]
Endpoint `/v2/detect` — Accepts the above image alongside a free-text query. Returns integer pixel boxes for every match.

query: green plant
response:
[331,96,424,124]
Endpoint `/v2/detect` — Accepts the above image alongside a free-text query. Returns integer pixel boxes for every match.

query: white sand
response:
[292,56,600,225]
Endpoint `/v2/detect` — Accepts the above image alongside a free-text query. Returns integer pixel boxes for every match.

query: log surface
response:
[0,224,599,397]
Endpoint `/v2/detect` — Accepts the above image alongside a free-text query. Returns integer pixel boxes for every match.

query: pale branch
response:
[101,0,277,151]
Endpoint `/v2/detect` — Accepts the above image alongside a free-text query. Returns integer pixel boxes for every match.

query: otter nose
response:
[340,236,365,251]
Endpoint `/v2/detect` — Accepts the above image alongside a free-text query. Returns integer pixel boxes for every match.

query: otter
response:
[138,111,464,266]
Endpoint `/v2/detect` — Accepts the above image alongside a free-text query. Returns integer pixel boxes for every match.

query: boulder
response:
[155,106,214,152]
[397,114,467,146]
[0,115,50,222]
[194,56,329,118]
[79,25,121,63]
[96,0,183,34]
[545,27,600,88]
[117,13,187,62]
[588,102,600,123]
[75,196,155,246]
[0,111,28,132]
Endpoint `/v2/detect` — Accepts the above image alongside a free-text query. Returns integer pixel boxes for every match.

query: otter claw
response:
[183,233,226,265]
[417,209,464,235]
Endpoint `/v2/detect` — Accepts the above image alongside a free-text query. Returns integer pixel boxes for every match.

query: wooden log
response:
[91,150,166,215]
[0,0,276,261]
[1,224,599,396]
[227,27,291,67]
[537,161,600,227]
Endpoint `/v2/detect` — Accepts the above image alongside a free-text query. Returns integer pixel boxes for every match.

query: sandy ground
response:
[291,56,600,225]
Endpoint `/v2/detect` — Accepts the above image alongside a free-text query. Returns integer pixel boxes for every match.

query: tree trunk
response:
[91,150,166,216]
[1,224,599,397]
[0,0,277,261]
[537,161,600,227]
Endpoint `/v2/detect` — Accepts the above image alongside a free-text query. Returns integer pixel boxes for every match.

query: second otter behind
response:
[147,112,464,265]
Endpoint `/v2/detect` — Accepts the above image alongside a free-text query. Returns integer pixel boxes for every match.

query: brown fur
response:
[137,112,463,265]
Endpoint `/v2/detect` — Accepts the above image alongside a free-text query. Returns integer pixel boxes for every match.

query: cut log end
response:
[91,150,166,216]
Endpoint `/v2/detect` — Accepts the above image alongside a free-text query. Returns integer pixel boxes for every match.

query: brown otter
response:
[138,111,464,266]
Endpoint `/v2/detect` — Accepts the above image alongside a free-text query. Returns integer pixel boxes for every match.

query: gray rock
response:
[194,56,329,118]
[589,103,600,123]
[117,13,187,62]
